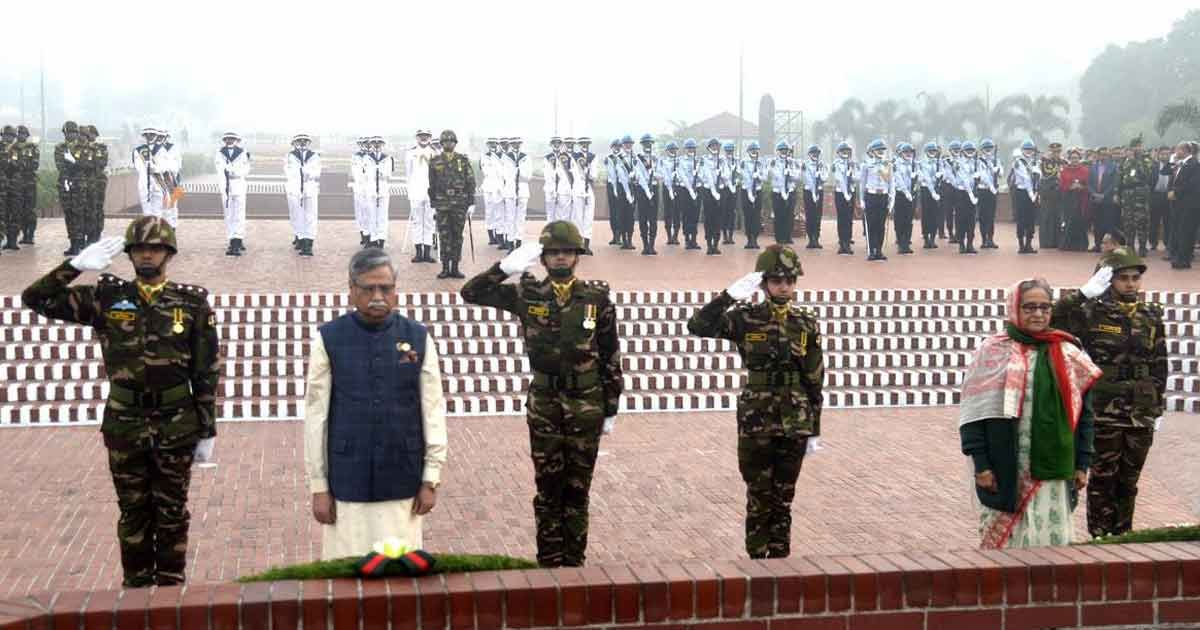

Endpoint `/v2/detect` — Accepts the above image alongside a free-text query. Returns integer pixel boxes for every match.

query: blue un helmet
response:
[706,137,721,150]
[640,133,654,145]
[962,141,977,155]
[722,141,735,152]
[610,137,620,148]
[683,138,698,150]
[949,139,963,152]
[867,138,886,156]
[807,144,821,157]
[980,138,996,152]
[621,134,634,146]
[898,142,914,156]
[665,140,679,152]
[923,141,939,156]
[1021,138,1036,153]
[747,141,760,153]
[836,141,852,157]
[776,140,790,152]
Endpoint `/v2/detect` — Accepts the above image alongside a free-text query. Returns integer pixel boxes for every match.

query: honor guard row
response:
[132,126,181,233]
[0,124,41,254]
[479,136,532,255]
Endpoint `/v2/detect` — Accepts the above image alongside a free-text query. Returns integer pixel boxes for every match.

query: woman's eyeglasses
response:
[1020,303,1053,314]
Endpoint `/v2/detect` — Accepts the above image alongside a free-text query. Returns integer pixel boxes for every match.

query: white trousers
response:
[222,194,246,239]
[409,199,436,246]
[556,194,574,226]
[354,194,369,235]
[140,192,164,221]
[287,194,319,239]
[505,197,528,242]
[544,194,558,223]
[367,195,390,242]
[572,193,595,239]
[484,193,504,234]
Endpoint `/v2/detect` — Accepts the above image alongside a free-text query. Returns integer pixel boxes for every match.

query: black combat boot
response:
[412,245,425,263]
[225,239,240,256]
[487,229,497,245]
[621,232,635,250]
[583,238,593,256]
[965,236,977,254]
[4,228,20,250]
[20,223,35,244]
[437,259,451,279]
[303,238,315,256]
[449,259,465,279]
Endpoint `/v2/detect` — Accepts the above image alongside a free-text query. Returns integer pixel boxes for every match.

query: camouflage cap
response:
[1100,246,1146,274]
[755,244,803,278]
[83,125,98,139]
[0,125,14,137]
[1128,134,1143,149]
[16,125,30,136]
[440,129,457,144]
[62,120,79,133]
[538,220,585,252]
[124,216,178,254]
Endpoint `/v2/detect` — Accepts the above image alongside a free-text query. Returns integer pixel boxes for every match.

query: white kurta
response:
[303,329,448,559]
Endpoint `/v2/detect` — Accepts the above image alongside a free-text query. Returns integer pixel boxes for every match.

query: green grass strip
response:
[238,553,537,583]
[1084,524,1200,546]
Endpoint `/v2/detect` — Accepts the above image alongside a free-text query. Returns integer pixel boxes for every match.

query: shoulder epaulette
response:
[171,282,210,302]
[97,273,128,289]
[583,279,610,294]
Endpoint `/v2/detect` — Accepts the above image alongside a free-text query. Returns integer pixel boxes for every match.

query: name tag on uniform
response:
[528,304,550,317]
[106,311,136,321]
[745,332,767,342]
[1094,324,1123,334]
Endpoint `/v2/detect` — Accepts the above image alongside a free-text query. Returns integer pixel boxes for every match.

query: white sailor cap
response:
[564,136,576,143]
[486,137,498,143]
[509,136,523,143]
[577,136,591,143]
[369,135,385,143]
[416,129,432,137]
[141,126,158,136]
[221,131,241,140]
[292,133,312,143]
[357,136,370,143]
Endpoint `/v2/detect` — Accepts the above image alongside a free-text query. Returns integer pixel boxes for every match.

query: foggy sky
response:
[4,0,1193,140]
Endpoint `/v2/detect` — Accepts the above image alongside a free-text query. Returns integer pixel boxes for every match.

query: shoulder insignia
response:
[584,279,610,292]
[171,282,210,302]
[97,273,128,288]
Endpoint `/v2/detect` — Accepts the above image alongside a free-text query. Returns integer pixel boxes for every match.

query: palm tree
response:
[1156,98,1200,136]
[995,94,1071,147]
[860,100,919,146]
[823,98,868,147]
[916,92,965,145]
[946,96,1008,142]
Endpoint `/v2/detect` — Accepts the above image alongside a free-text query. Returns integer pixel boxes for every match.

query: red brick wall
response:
[2,542,1198,630]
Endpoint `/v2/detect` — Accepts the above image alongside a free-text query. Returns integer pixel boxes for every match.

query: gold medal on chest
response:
[397,342,412,352]
[582,319,596,330]
[172,323,185,334]
[583,304,597,330]
[171,308,185,335]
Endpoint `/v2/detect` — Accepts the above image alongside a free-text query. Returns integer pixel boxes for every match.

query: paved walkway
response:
[1,408,1195,597]
[1,218,1195,296]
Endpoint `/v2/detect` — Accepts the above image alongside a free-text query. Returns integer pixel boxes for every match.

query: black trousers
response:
[662,188,679,235]
[956,190,977,241]
[976,189,997,240]
[678,189,700,236]
[702,189,723,242]
[920,189,942,237]
[617,190,637,235]
[635,187,657,242]
[773,191,795,243]
[1150,191,1169,248]
[863,193,888,252]
[942,183,958,237]
[721,188,737,232]
[741,190,762,239]
[1092,200,1120,247]
[1172,202,1200,265]
[606,186,619,241]
[893,193,914,246]
[1013,189,1038,241]
[835,192,855,245]
[1039,187,1062,248]
[803,189,823,242]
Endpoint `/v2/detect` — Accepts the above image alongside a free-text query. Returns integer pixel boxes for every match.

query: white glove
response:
[193,437,216,464]
[1154,417,1163,432]
[602,416,616,435]
[69,236,124,272]
[63,151,76,164]
[499,241,543,276]
[1080,266,1114,299]
[725,271,764,301]
[806,436,825,455]
[467,204,476,218]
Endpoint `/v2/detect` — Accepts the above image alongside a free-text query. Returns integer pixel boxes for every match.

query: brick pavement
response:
[1,218,1195,295]
[0,408,1195,598]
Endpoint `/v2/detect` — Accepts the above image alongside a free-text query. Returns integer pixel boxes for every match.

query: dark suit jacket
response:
[1171,158,1200,208]
[1088,159,1117,203]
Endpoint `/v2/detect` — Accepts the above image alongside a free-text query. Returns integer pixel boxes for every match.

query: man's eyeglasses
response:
[354,281,396,295]
[1020,303,1052,314]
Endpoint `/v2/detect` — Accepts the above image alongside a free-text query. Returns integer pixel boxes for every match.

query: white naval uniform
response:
[480,150,504,236]
[406,144,438,247]
[363,151,395,243]
[285,149,322,240]
[214,146,252,240]
[132,144,167,220]
[502,151,531,242]
[570,154,598,239]
[350,150,369,237]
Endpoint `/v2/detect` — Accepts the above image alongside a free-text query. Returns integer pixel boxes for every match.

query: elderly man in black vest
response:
[304,248,448,558]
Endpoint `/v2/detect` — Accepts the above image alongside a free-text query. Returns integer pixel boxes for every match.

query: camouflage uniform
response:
[14,126,40,244]
[0,126,13,249]
[21,217,221,587]
[78,126,109,244]
[687,245,824,558]
[1050,248,1166,538]
[428,130,476,279]
[460,221,622,567]
[1038,147,1064,249]
[1118,141,1154,255]
[54,121,85,255]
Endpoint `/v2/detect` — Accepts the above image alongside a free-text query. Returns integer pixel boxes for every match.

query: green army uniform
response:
[428,129,476,279]
[687,245,824,558]
[0,126,12,250]
[460,221,623,567]
[14,126,40,244]
[78,125,109,244]
[1117,138,1154,256]
[54,121,85,255]
[21,217,221,587]
[1050,248,1167,538]
[1038,145,1064,249]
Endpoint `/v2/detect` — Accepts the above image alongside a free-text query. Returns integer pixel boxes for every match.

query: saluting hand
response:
[69,236,124,272]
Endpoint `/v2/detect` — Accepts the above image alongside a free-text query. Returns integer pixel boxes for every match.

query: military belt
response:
[531,370,599,391]
[1099,364,1150,381]
[747,370,805,387]
[109,382,193,409]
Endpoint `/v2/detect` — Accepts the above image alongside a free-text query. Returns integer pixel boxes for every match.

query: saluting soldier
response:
[461,221,622,567]
[21,216,220,587]
[1051,248,1167,538]
[687,244,823,558]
